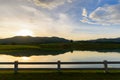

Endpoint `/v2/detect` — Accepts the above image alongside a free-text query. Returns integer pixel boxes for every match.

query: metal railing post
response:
[104,60,108,73]
[14,61,18,74]
[57,60,61,71]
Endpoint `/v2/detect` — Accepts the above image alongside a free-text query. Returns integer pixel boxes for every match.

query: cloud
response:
[0,0,74,39]
[82,8,87,17]
[90,4,120,25]
[31,0,73,9]
[80,4,120,25]
[21,5,73,33]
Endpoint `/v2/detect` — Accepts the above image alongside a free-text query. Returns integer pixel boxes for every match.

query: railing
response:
[0,60,120,73]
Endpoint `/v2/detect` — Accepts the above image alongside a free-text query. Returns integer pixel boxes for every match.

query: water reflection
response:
[0,50,69,56]
[1,49,120,57]
[21,56,30,60]
[1,51,120,62]
[1,51,120,68]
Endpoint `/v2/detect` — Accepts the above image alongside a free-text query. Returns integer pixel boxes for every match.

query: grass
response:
[0,42,120,51]
[1,70,120,80]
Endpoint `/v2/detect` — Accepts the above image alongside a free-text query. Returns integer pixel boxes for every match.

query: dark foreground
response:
[0,70,120,80]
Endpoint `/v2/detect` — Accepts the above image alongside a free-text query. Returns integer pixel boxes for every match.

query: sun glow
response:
[16,29,33,36]
[21,56,30,61]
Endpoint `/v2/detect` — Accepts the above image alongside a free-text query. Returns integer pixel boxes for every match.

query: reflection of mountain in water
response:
[0,50,71,57]
[95,49,120,53]
[1,49,120,57]
[76,49,120,53]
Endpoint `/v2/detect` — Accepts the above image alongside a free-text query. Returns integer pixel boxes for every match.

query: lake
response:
[0,51,120,68]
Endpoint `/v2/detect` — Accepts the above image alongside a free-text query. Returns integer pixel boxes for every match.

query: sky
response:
[0,0,120,40]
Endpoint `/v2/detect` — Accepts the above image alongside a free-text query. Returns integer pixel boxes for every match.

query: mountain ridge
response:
[0,36,70,44]
[87,37,120,43]
[1,36,120,44]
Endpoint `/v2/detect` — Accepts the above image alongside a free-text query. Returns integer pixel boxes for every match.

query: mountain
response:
[81,37,120,43]
[0,36,70,44]
[89,38,120,43]
[1,36,120,45]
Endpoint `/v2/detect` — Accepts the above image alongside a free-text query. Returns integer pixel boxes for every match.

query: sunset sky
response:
[0,0,120,40]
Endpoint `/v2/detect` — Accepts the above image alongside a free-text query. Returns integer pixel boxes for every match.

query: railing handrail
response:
[1,61,120,64]
[0,60,120,73]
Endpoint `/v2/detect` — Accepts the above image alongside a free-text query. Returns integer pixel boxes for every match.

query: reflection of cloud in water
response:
[21,56,30,61]
[1,49,120,57]
[1,51,120,62]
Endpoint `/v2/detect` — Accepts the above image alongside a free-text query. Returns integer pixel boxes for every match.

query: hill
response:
[88,38,120,43]
[77,37,120,43]
[0,36,70,44]
[1,36,120,45]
